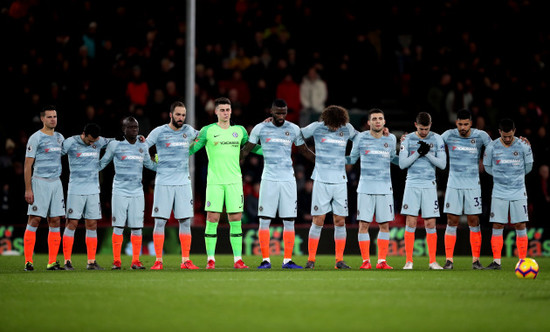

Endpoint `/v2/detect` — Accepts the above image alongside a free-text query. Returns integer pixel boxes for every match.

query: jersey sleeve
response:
[189,126,208,155]
[145,127,158,148]
[399,136,419,169]
[61,137,73,156]
[143,152,158,172]
[426,134,446,169]
[390,134,399,165]
[523,141,534,174]
[482,141,494,175]
[248,124,261,144]
[25,134,39,158]
[346,123,357,140]
[441,130,450,143]
[99,141,117,171]
[346,133,360,165]
[293,124,305,146]
[300,122,318,139]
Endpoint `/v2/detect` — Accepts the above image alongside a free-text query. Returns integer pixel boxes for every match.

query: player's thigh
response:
[112,195,130,228]
[152,185,176,218]
[66,194,85,220]
[401,186,421,216]
[277,180,297,219]
[462,188,482,215]
[127,195,145,228]
[224,183,244,213]
[509,199,529,224]
[420,188,440,218]
[330,183,348,217]
[258,179,279,218]
[490,197,510,224]
[82,194,102,220]
[311,181,332,216]
[173,184,193,219]
[49,179,65,217]
[357,193,375,222]
[443,188,464,215]
[28,178,64,218]
[205,184,224,212]
[374,194,395,223]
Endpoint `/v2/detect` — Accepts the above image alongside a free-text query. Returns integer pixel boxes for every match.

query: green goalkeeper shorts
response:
[205,182,244,213]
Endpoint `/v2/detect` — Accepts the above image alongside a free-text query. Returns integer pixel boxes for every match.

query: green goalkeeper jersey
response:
[190,123,261,185]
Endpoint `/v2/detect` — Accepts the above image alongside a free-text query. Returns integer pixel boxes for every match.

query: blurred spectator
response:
[299,66,327,126]
[276,73,301,124]
[126,65,149,106]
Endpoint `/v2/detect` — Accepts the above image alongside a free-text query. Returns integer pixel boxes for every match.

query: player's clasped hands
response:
[417,141,430,156]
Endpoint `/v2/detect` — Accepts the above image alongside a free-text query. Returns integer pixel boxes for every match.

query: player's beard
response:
[459,129,470,137]
[171,118,183,128]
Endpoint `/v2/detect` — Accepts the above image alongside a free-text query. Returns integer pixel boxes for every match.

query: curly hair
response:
[321,105,349,129]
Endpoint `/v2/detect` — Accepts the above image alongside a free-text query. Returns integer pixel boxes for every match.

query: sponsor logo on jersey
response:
[496,159,521,165]
[364,150,390,156]
[451,146,477,152]
[45,147,61,152]
[76,152,98,157]
[165,142,189,147]
[121,155,144,161]
[265,138,292,144]
[320,138,346,146]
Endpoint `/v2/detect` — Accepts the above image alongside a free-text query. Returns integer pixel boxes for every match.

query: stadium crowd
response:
[1,0,549,229]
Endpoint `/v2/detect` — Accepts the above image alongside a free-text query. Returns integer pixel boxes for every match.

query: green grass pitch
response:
[1,255,549,331]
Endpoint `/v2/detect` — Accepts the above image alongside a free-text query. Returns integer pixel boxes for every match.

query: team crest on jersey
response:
[259,206,263,212]
[490,212,494,218]
[513,151,519,156]
[68,208,73,214]
[206,201,211,207]
[314,205,318,211]
[357,210,360,216]
[285,131,290,136]
[471,139,476,144]
[384,143,389,148]
[446,203,450,208]
[112,216,116,222]
[139,148,143,153]
[430,143,434,148]
[403,204,408,210]
[232,132,238,138]
[92,145,96,149]
[339,132,344,136]
[154,207,159,212]
[32,206,37,211]
[183,133,187,138]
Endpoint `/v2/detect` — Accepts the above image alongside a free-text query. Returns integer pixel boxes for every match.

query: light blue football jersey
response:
[441,128,491,189]
[99,139,157,196]
[25,130,65,179]
[348,131,398,194]
[248,121,304,181]
[301,122,357,184]
[399,131,446,188]
[483,137,533,200]
[146,124,198,185]
[62,135,110,195]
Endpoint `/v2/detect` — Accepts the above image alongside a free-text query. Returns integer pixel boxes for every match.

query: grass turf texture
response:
[1,255,549,331]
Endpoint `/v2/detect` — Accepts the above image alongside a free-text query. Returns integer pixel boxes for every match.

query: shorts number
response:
[389,204,393,214]
[523,205,527,214]
[434,200,439,210]
[474,197,480,207]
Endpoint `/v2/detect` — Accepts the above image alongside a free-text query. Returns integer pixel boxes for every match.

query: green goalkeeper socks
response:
[229,221,243,257]
[205,221,218,257]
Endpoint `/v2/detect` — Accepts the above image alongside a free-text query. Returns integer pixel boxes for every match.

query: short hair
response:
[416,112,432,126]
[499,118,516,132]
[214,97,231,108]
[170,101,186,114]
[368,108,384,121]
[122,116,138,127]
[456,109,472,120]
[40,105,56,117]
[321,105,349,129]
[83,123,101,138]
[272,99,287,108]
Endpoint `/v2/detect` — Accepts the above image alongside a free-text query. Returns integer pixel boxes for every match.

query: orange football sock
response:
[516,235,528,259]
[359,240,370,261]
[24,228,36,263]
[283,231,295,260]
[335,239,346,262]
[153,234,164,259]
[131,235,142,262]
[377,238,389,261]
[48,229,61,264]
[63,235,74,261]
[444,234,456,260]
[404,230,415,263]
[179,233,191,258]
[308,238,319,262]
[258,229,270,259]
[470,229,482,258]
[86,237,96,261]
[426,232,437,264]
[491,235,503,260]
[112,233,123,262]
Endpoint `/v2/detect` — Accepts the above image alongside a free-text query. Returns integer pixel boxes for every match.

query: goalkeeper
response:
[189,97,262,269]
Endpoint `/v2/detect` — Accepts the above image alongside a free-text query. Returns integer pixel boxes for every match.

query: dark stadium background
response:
[0,1,548,254]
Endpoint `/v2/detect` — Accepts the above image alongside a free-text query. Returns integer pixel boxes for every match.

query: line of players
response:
[22,99,533,271]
